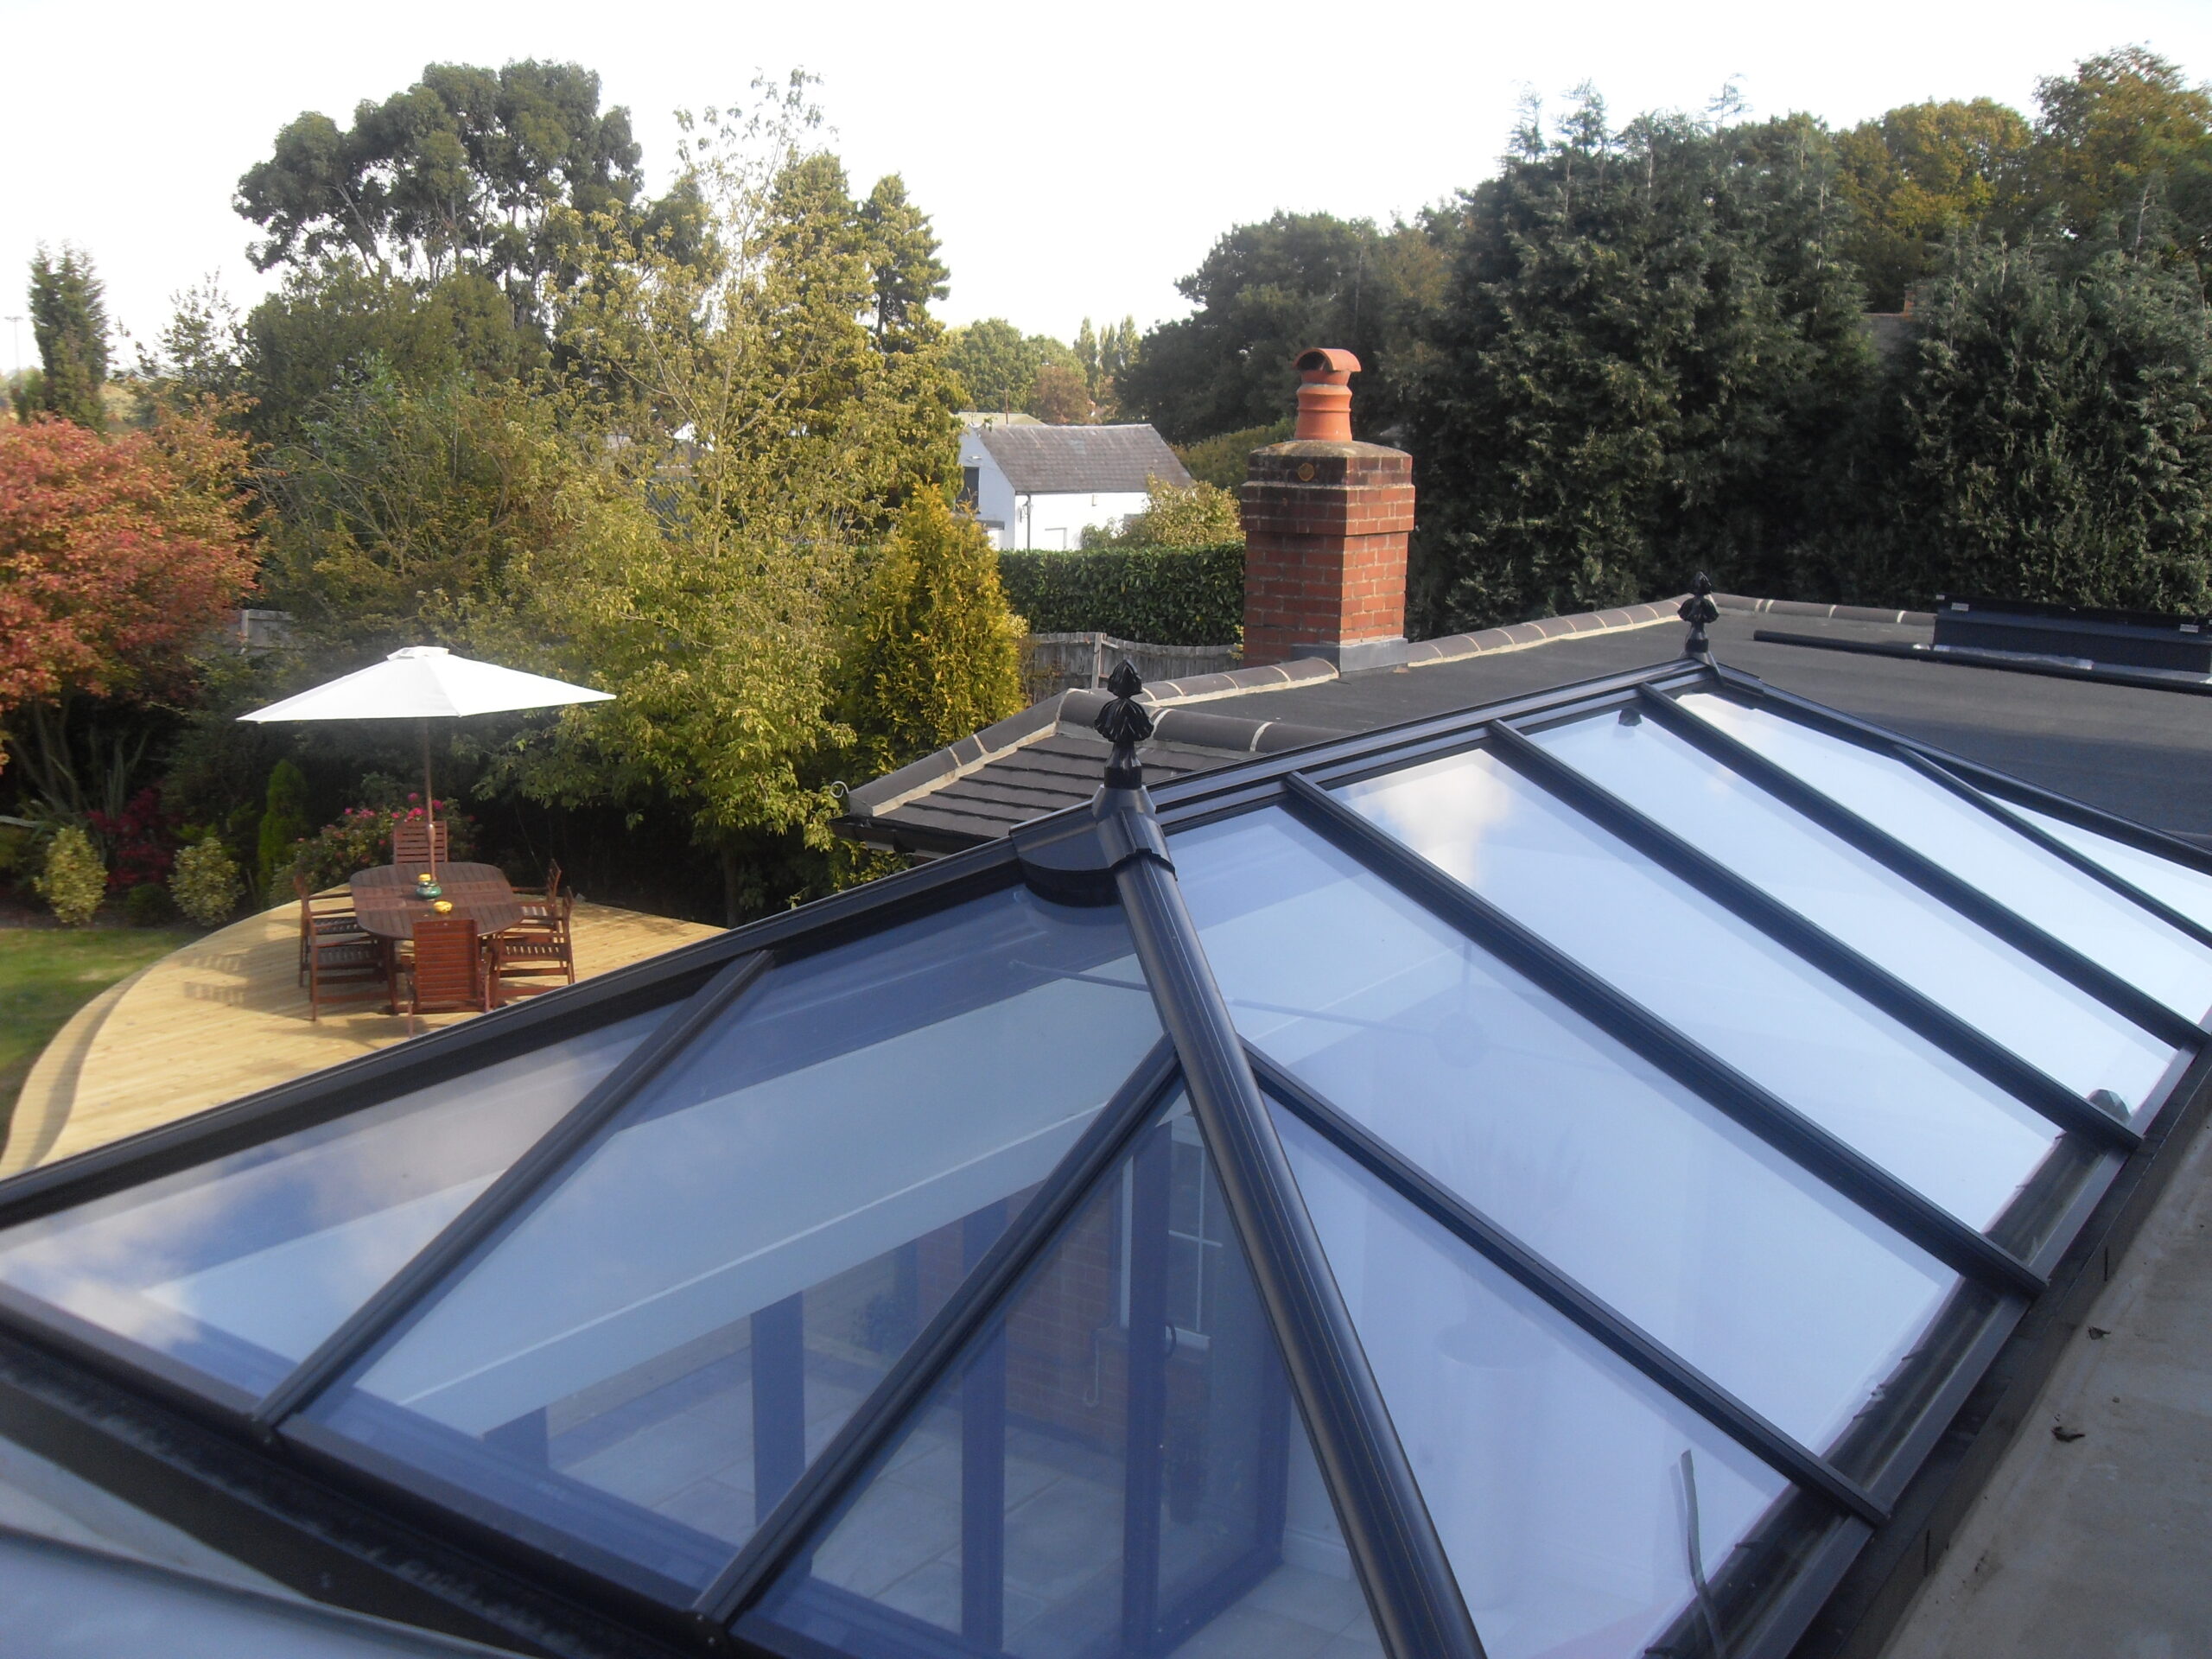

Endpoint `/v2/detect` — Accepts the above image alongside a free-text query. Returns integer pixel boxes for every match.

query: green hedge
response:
[998,543,1243,646]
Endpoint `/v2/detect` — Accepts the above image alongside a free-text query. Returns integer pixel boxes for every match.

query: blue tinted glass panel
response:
[1679,693,2212,1022]
[0,1010,664,1399]
[310,887,1161,1595]
[747,1096,1385,1659]
[1277,1108,1818,1659]
[1529,709,2177,1112]
[2006,800,2212,937]
[1173,810,1955,1453]
[1337,742,2062,1230]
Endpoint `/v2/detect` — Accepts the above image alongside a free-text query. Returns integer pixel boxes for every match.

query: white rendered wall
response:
[1013,490,1150,551]
[957,430,1020,549]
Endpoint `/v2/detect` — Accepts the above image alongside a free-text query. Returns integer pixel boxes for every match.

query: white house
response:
[957,421,1194,551]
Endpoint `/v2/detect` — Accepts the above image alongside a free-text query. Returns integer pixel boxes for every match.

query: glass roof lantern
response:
[0,642,2204,1659]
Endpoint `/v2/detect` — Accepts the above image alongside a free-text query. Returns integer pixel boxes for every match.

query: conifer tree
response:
[842,491,1025,778]
[28,245,111,430]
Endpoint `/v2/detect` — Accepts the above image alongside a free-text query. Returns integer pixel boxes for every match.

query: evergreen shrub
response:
[171,838,245,927]
[997,543,1244,645]
[36,827,106,926]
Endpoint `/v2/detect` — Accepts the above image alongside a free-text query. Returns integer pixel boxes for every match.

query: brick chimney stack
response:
[1240,349,1414,669]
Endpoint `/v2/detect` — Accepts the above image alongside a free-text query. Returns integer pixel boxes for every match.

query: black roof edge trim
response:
[0,1326,695,1658]
[1640,683,2206,1052]
[701,1037,1183,1624]
[1113,852,1484,1659]
[255,951,775,1432]
[1280,773,2049,1300]
[1246,1047,1886,1525]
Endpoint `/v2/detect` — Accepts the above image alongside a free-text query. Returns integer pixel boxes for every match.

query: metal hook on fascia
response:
[1013,660,1172,904]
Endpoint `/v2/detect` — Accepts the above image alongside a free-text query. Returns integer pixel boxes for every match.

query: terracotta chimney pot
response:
[1293,347,1361,442]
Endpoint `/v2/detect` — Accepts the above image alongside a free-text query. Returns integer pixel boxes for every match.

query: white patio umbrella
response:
[238,646,613,876]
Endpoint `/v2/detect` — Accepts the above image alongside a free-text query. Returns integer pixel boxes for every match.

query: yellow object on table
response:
[432,899,454,915]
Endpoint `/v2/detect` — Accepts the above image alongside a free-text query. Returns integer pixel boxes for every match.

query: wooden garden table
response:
[348,862,524,940]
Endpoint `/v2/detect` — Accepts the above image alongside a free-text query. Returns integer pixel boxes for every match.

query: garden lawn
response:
[0,926,196,1146]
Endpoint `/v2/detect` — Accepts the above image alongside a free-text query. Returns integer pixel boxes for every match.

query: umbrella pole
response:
[420,720,438,879]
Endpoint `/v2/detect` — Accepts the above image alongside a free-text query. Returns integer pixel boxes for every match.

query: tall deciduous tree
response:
[1117,212,1447,443]
[1836,100,2033,308]
[27,247,111,430]
[235,60,671,327]
[494,78,963,920]
[0,411,257,761]
[2030,47,2212,273]
[944,318,1079,413]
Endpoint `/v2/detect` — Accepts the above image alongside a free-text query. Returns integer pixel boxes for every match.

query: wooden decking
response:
[1,896,721,1175]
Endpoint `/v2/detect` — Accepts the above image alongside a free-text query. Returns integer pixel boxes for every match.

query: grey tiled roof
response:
[974,424,1193,494]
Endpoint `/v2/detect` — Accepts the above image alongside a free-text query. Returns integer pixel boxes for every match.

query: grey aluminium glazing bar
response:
[1713,665,2212,880]
[1280,773,2048,1301]
[1890,747,2212,956]
[1638,686,2206,1050]
[252,950,775,1431]
[1247,1047,1887,1526]
[1484,721,2139,1151]
[1113,848,1485,1659]
[702,1037,1182,1625]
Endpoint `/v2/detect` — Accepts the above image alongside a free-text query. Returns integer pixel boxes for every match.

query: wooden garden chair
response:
[488,893,576,1006]
[511,860,564,932]
[403,913,489,1027]
[303,915,388,1023]
[390,820,450,874]
[295,871,370,988]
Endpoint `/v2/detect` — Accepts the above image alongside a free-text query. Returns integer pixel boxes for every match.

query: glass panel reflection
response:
[1679,693,2212,1022]
[1277,1108,1822,1659]
[1530,709,2177,1113]
[748,1096,1385,1659]
[2005,800,2212,937]
[1336,746,2057,1233]
[1173,811,1956,1455]
[0,1010,665,1399]
[311,887,1161,1595]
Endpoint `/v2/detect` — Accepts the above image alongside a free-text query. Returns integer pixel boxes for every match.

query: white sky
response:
[3,0,2210,371]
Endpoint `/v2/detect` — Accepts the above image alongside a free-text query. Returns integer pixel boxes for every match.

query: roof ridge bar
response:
[1889,747,2212,955]
[1280,773,2048,1300]
[699,1039,1182,1627]
[1246,1046,1887,1526]
[1712,662,2212,879]
[252,950,774,1432]
[1637,686,2205,1050]
[1112,848,1485,1659]
[1484,721,2138,1151]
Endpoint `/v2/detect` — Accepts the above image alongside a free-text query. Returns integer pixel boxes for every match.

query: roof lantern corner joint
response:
[1679,572,1721,662]
[1011,659,1172,905]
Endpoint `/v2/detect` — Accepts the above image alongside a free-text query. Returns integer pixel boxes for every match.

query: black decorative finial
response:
[1679,573,1719,659]
[1094,659,1155,790]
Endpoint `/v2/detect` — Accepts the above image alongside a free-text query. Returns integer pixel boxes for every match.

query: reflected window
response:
[1173,810,1956,1459]
[1679,693,2212,1023]
[1530,709,2178,1115]
[0,1010,665,1400]
[308,886,1161,1596]
[1336,742,2065,1231]
[746,1096,1387,1659]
